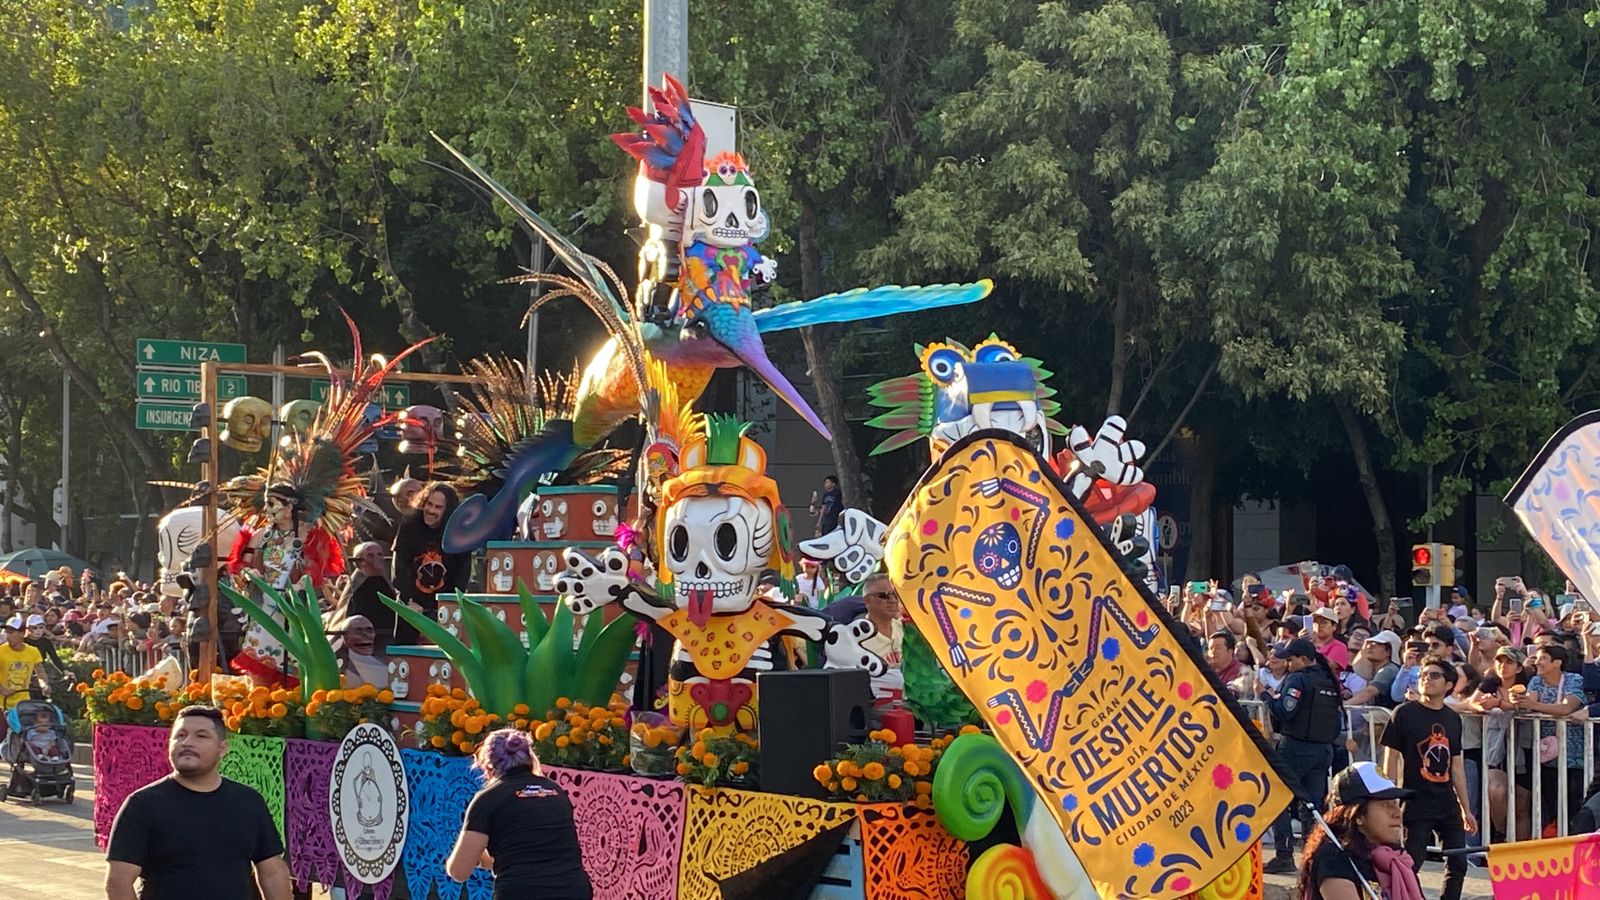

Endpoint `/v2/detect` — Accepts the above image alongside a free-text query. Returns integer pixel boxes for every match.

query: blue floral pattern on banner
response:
[400,749,494,900]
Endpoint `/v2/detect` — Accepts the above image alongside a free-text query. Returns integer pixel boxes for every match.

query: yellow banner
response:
[887,433,1291,900]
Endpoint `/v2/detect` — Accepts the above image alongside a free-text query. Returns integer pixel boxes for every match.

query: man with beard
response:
[391,481,469,646]
[106,706,291,899]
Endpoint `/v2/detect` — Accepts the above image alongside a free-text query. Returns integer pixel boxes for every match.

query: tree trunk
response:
[1106,275,1131,417]
[0,398,22,553]
[1337,400,1398,597]
[5,498,60,549]
[794,184,866,510]
[0,250,167,476]
[1187,428,1216,581]
[367,214,447,373]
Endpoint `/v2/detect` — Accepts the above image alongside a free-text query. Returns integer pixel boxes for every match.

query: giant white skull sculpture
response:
[685,152,769,250]
[662,493,773,623]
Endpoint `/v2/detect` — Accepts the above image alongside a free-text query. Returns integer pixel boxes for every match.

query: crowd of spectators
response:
[1174,571,1600,897]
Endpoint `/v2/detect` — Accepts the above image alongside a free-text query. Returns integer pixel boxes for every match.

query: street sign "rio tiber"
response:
[137,370,248,402]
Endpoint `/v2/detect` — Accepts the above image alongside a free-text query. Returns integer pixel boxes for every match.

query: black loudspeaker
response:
[757,669,873,798]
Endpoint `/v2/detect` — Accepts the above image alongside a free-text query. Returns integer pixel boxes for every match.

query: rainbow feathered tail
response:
[441,420,580,554]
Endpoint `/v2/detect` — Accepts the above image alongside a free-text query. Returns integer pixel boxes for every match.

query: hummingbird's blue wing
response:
[751,280,993,334]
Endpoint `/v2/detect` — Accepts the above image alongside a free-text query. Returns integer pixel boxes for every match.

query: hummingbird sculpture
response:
[438,76,992,552]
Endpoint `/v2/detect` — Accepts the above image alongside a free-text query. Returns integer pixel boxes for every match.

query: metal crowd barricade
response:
[1240,697,1599,848]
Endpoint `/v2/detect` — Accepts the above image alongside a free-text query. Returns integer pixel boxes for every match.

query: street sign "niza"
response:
[135,338,247,367]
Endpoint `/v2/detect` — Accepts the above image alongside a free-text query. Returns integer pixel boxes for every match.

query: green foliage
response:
[223,575,343,695]
[380,582,635,717]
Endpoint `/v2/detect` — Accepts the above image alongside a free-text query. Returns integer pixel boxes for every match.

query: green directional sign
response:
[135,338,246,367]
[137,368,248,401]
[135,401,197,431]
[308,380,410,408]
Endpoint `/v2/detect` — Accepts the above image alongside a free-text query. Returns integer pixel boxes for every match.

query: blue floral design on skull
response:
[974,521,1023,589]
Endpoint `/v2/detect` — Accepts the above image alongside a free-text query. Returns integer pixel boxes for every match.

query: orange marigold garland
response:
[415,683,503,756]
[675,731,759,789]
[78,670,172,727]
[814,725,975,806]
[532,696,632,771]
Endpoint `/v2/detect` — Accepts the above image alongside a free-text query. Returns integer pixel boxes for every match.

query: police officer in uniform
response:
[1263,637,1342,873]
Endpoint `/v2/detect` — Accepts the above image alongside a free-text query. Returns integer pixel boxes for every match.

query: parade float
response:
[91,76,1282,900]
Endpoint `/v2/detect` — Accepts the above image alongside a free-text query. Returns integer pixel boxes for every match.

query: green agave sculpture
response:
[380,581,637,718]
[223,575,344,695]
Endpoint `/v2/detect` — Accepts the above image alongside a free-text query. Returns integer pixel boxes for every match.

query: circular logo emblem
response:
[329,723,408,883]
[1157,514,1178,552]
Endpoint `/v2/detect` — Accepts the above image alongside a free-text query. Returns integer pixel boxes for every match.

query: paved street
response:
[0,777,104,899]
[0,771,1496,900]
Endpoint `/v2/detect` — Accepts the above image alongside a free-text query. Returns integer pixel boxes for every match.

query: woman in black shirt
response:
[1298,762,1425,900]
[446,728,593,899]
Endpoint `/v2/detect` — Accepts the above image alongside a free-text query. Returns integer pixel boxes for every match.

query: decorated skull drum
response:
[484,541,612,596]
[435,596,525,645]
[385,647,463,702]
[522,486,621,542]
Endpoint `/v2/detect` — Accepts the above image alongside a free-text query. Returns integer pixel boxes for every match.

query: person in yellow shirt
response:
[0,617,46,742]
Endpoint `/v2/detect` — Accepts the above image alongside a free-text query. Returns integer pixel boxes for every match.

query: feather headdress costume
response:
[223,312,431,683]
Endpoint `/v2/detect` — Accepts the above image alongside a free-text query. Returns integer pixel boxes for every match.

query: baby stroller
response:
[2,699,76,804]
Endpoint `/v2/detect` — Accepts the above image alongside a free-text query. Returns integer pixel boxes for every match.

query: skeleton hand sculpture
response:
[798,509,888,584]
[557,547,642,615]
[822,618,888,675]
[1064,416,1146,500]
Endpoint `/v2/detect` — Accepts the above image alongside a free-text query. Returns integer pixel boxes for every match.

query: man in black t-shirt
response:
[1380,655,1475,900]
[106,706,290,900]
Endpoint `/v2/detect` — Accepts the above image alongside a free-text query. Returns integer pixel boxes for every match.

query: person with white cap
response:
[1310,606,1351,675]
[1346,630,1402,709]
[1298,762,1424,900]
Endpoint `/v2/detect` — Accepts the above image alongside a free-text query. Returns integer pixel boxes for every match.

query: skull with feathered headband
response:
[656,415,792,627]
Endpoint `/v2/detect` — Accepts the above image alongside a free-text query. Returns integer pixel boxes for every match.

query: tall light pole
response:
[643,0,688,103]
[58,370,69,553]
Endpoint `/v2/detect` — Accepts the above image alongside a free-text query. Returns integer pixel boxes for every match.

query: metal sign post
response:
[199,361,220,681]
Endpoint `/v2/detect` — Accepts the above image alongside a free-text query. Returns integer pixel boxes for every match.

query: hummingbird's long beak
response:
[735,340,832,440]
[711,305,832,439]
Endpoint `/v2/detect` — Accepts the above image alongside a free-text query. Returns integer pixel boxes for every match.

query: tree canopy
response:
[1,0,1596,592]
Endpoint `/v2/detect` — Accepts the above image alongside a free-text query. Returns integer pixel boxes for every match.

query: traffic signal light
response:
[1411,543,1436,587]
[1437,544,1458,587]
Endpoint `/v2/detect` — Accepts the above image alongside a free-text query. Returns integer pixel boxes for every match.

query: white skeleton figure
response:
[156,506,243,598]
[799,509,889,585]
[558,493,884,675]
